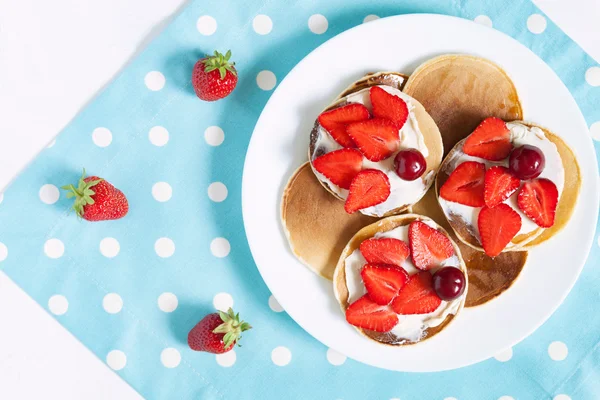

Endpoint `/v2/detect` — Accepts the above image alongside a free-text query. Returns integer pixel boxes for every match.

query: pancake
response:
[332,214,467,346]
[308,72,444,217]
[435,123,581,253]
[409,187,527,307]
[281,162,378,280]
[403,54,523,154]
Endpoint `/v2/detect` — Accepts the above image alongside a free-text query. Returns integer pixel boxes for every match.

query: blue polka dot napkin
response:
[1,0,599,399]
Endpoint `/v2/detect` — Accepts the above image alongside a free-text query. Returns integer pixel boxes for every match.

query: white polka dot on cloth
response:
[39,184,60,204]
[161,348,181,368]
[213,292,233,311]
[155,237,175,258]
[253,14,273,35]
[498,397,515,400]
[106,350,127,371]
[308,14,328,34]
[548,341,568,360]
[474,15,493,28]
[145,71,166,91]
[216,350,236,367]
[152,182,172,202]
[256,70,277,91]
[208,182,228,202]
[363,15,379,23]
[44,238,64,259]
[92,127,112,147]
[527,14,547,34]
[0,242,7,262]
[48,295,68,315]
[553,395,571,400]
[268,295,284,312]
[494,347,513,362]
[590,122,600,141]
[271,346,292,366]
[103,293,123,314]
[197,15,217,36]
[149,126,169,146]
[326,348,346,366]
[204,126,224,146]
[389,398,400,400]
[210,238,230,258]
[99,237,120,258]
[586,67,600,86]
[158,292,178,312]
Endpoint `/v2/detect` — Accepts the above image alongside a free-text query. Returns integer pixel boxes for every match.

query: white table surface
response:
[0,0,598,398]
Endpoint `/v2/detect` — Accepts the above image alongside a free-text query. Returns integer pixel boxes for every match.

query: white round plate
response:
[242,14,599,372]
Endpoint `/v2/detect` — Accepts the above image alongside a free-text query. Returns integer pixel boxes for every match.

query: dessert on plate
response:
[309,72,443,217]
[436,117,581,256]
[333,215,467,345]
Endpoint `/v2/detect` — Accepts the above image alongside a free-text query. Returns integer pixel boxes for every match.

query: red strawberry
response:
[62,169,128,221]
[517,178,559,228]
[318,103,370,147]
[361,264,409,305]
[192,50,238,101]
[345,295,398,332]
[408,221,455,271]
[439,161,486,207]
[391,272,442,315]
[188,308,252,354]
[478,204,522,257]
[359,237,410,267]
[344,170,390,214]
[463,117,512,161]
[484,166,521,207]
[347,118,399,162]
[313,149,363,189]
[370,86,409,128]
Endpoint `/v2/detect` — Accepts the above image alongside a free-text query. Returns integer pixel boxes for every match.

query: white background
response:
[0,0,598,398]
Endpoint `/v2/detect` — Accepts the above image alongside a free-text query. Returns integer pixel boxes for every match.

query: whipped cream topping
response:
[438,122,565,244]
[345,222,464,344]
[312,86,432,217]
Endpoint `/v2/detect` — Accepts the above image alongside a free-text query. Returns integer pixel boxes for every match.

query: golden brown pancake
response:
[403,54,523,155]
[332,215,467,346]
[435,123,581,252]
[281,163,378,280]
[409,186,528,307]
[308,72,444,216]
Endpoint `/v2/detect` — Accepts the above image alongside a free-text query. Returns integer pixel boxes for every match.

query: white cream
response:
[312,86,431,217]
[345,224,464,344]
[438,122,565,243]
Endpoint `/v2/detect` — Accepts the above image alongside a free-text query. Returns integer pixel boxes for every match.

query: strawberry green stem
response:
[202,50,237,80]
[213,307,252,349]
[60,169,103,217]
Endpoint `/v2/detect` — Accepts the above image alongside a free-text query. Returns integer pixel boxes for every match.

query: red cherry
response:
[432,267,465,301]
[509,145,545,180]
[394,149,427,181]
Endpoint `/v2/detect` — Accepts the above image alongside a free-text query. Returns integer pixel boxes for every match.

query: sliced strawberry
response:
[408,221,455,271]
[313,149,363,189]
[463,117,512,161]
[344,170,390,214]
[517,178,558,228]
[359,237,410,267]
[318,103,370,148]
[370,86,409,129]
[345,295,398,332]
[439,161,486,207]
[484,166,521,207]
[391,272,442,315]
[361,263,409,305]
[346,118,399,162]
[478,204,522,257]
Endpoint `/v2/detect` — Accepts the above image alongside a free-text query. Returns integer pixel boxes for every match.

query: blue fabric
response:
[1,0,599,399]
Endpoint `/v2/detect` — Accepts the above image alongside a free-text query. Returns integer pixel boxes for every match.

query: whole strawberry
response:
[188,308,251,354]
[192,50,238,101]
[62,169,128,221]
